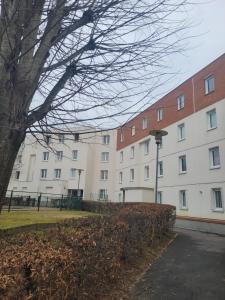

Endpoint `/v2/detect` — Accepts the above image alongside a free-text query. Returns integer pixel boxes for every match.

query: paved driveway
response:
[132,228,225,300]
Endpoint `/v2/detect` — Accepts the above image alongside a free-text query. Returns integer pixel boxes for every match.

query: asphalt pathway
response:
[132,228,225,300]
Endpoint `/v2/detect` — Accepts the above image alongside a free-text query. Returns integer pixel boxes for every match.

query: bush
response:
[0,203,175,299]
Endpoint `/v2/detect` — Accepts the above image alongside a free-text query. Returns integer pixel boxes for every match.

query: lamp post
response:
[149,129,168,203]
[77,168,84,199]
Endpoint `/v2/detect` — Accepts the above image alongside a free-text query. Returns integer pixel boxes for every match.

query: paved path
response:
[132,229,225,300]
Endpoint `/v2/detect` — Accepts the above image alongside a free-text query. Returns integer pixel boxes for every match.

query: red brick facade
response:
[117,53,225,150]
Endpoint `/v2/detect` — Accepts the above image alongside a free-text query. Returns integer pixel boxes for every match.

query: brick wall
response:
[117,53,225,150]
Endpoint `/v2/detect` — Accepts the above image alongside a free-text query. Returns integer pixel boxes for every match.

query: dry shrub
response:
[0,203,175,299]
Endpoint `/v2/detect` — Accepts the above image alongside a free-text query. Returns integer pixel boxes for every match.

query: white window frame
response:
[179,155,187,174]
[43,152,49,161]
[209,147,220,169]
[102,135,110,145]
[101,152,109,162]
[54,168,61,179]
[15,171,20,180]
[144,165,150,180]
[130,146,135,159]
[119,172,123,184]
[157,108,163,121]
[177,94,185,110]
[144,140,150,155]
[58,134,65,144]
[178,123,185,141]
[207,109,217,130]
[212,188,223,212]
[157,191,162,204]
[142,118,148,129]
[179,190,188,210]
[45,135,51,145]
[100,170,108,181]
[17,155,22,163]
[56,151,63,161]
[131,125,135,136]
[120,151,123,163]
[72,150,78,160]
[70,168,76,178]
[158,161,163,177]
[204,75,215,95]
[40,169,47,178]
[99,189,108,201]
[130,168,134,182]
[120,131,124,142]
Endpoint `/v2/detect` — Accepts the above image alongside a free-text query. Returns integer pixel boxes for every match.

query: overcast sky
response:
[159,0,225,94]
[101,0,225,128]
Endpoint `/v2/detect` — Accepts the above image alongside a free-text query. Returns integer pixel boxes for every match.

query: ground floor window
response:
[212,188,223,211]
[99,189,108,201]
[157,191,162,204]
[179,190,188,210]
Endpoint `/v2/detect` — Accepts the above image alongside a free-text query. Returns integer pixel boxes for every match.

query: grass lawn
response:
[0,209,95,230]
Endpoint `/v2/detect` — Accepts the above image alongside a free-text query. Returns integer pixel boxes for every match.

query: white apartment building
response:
[8,129,117,202]
[116,54,225,221]
[8,54,225,223]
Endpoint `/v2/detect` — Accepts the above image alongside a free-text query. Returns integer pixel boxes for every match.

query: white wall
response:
[116,99,225,220]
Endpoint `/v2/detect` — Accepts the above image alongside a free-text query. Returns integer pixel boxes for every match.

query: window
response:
[40,169,47,178]
[177,95,185,110]
[158,161,163,176]
[179,155,187,173]
[180,190,187,210]
[178,123,185,141]
[44,135,51,145]
[157,191,162,204]
[130,169,134,181]
[58,134,65,143]
[54,168,61,178]
[100,170,108,180]
[157,108,163,121]
[99,189,108,200]
[17,155,22,163]
[72,150,78,160]
[209,147,220,168]
[101,152,109,162]
[15,171,20,180]
[144,140,149,155]
[205,75,215,94]
[207,109,217,130]
[212,188,223,211]
[70,168,76,178]
[43,152,49,161]
[74,133,79,141]
[142,118,148,129]
[119,172,123,184]
[144,165,150,180]
[120,151,123,162]
[130,146,135,159]
[102,135,110,144]
[131,125,135,136]
[56,151,63,160]
[120,131,124,142]
[118,193,122,202]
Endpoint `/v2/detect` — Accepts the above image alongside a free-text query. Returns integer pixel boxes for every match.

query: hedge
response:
[0,202,175,299]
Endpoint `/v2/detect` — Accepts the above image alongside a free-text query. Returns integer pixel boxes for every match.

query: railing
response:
[2,190,82,212]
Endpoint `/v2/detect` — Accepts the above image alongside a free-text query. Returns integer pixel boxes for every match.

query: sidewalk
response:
[132,228,225,300]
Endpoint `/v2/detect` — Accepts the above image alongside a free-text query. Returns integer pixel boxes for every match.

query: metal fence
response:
[2,190,82,212]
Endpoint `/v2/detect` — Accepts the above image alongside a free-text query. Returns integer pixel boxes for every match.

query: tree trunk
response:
[0,127,26,212]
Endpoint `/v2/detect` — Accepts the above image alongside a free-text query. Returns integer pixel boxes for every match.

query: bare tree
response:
[0,0,188,206]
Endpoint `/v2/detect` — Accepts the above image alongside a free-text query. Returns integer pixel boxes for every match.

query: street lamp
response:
[149,129,168,203]
[77,168,84,199]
